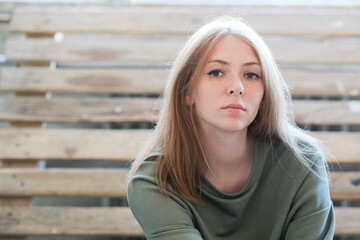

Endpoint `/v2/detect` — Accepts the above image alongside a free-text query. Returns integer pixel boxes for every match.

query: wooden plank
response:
[329,171,360,200]
[266,36,360,65]
[311,132,360,165]
[0,206,356,236]
[129,0,360,7]
[1,97,360,125]
[1,67,359,97]
[5,36,360,64]
[293,100,360,125]
[0,168,358,200]
[0,13,10,23]
[0,1,107,12]
[0,206,143,236]
[0,128,149,161]
[0,96,159,123]
[9,7,360,37]
[0,129,359,164]
[2,160,38,168]
[0,198,31,206]
[335,207,360,236]
[283,70,360,97]
[5,36,184,64]
[0,168,127,197]
[0,67,168,95]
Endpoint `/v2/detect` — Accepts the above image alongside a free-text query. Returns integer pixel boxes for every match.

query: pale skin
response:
[188,35,265,194]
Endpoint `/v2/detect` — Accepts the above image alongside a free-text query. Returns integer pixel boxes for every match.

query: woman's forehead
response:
[205,35,260,65]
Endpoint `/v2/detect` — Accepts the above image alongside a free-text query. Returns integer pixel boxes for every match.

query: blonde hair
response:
[128,16,325,204]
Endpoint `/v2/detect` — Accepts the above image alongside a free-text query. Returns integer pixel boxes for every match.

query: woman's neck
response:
[200,127,255,193]
[201,128,252,166]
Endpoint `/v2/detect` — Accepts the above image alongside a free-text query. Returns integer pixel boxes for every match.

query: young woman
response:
[127,16,335,240]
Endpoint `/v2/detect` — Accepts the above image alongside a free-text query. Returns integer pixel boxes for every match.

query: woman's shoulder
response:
[130,154,159,182]
[262,135,325,178]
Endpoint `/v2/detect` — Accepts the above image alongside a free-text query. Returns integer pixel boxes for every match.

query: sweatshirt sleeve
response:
[127,171,204,240]
[283,156,335,240]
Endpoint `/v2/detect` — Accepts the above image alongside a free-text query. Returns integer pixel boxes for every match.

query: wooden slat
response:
[9,7,360,37]
[335,207,360,236]
[0,168,127,197]
[5,36,360,64]
[2,160,38,168]
[0,129,149,161]
[1,97,359,125]
[329,171,360,200]
[0,96,159,123]
[0,1,108,13]
[0,129,359,164]
[0,13,10,23]
[130,0,360,7]
[0,206,357,236]
[0,198,31,207]
[0,67,168,95]
[0,168,358,200]
[4,36,184,64]
[294,100,360,125]
[284,70,360,97]
[311,132,360,165]
[0,206,143,237]
[1,67,359,97]
[0,0,108,12]
[266,36,360,65]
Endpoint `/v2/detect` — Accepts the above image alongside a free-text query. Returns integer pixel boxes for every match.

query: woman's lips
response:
[221,103,246,114]
[222,103,245,110]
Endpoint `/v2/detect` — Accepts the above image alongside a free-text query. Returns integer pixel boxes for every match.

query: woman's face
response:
[188,35,265,134]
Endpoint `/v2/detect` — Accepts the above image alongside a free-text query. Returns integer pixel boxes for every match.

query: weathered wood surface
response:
[334,207,360,236]
[5,36,360,64]
[9,7,360,37]
[130,0,360,7]
[283,70,360,97]
[1,67,359,97]
[0,96,160,123]
[0,129,149,161]
[0,129,359,164]
[1,97,359,125]
[310,132,360,165]
[0,1,110,13]
[0,67,168,95]
[0,198,31,207]
[0,206,143,236]
[0,168,358,200]
[330,171,360,200]
[293,100,360,125]
[0,168,128,197]
[0,13,10,23]
[0,206,357,236]
[5,36,184,64]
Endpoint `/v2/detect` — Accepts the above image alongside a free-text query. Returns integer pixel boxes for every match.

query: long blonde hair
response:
[128,16,325,204]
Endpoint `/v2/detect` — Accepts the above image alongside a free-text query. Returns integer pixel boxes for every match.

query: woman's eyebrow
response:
[207,59,229,65]
[207,60,260,66]
[243,62,260,66]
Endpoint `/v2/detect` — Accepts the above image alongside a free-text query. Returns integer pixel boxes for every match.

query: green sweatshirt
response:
[127,137,335,240]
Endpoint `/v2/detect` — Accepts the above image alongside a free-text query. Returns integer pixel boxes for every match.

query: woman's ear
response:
[185,88,195,106]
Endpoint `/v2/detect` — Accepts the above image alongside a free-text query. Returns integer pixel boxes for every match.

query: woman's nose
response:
[228,77,244,96]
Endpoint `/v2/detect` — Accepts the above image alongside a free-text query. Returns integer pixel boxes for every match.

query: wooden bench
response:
[0,5,360,239]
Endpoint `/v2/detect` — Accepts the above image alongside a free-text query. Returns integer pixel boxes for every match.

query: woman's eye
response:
[244,72,260,79]
[207,70,224,77]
